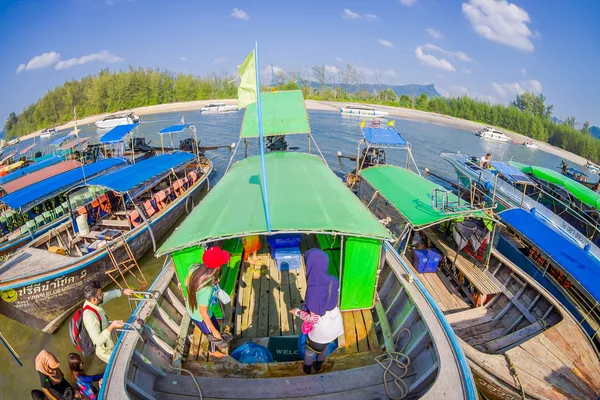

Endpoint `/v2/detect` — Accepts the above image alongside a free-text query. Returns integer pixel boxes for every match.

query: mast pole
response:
[256,42,272,232]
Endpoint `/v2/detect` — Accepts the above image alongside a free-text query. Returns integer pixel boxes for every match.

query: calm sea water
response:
[0,109,588,398]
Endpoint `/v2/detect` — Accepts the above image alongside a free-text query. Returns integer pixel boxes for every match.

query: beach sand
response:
[20,99,588,165]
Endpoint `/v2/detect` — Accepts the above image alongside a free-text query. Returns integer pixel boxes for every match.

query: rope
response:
[310,135,329,168]
[366,190,379,208]
[162,365,203,400]
[375,327,411,400]
[503,353,526,400]
[224,138,242,174]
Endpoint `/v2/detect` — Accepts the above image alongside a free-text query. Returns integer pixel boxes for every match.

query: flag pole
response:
[255,41,272,232]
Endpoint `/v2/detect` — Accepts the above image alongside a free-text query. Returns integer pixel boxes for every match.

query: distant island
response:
[3,65,599,163]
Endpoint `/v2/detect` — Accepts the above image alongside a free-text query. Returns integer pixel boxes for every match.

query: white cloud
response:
[399,0,417,6]
[427,27,443,39]
[180,56,187,61]
[55,50,124,70]
[492,79,542,97]
[382,69,396,78]
[324,65,340,74]
[364,13,378,21]
[462,68,472,74]
[415,46,455,71]
[462,0,534,52]
[214,57,227,63]
[378,39,394,48]
[342,8,361,20]
[231,8,249,20]
[422,43,472,62]
[16,51,60,74]
[264,65,285,76]
[439,85,498,103]
[335,57,343,63]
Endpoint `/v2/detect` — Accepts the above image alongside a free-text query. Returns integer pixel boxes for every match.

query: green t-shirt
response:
[186,285,216,321]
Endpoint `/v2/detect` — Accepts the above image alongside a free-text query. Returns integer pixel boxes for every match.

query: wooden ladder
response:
[105,236,147,291]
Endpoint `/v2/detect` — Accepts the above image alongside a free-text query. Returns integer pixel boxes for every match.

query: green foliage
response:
[5,66,237,138]
[511,91,553,119]
[582,121,590,134]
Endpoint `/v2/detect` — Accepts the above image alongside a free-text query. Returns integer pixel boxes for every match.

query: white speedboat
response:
[200,102,238,113]
[6,138,20,146]
[40,127,57,139]
[522,141,538,149]
[475,126,510,142]
[339,104,389,117]
[95,112,140,129]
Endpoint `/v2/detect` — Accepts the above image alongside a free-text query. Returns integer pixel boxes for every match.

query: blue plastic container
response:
[412,249,442,273]
[268,234,302,257]
[274,247,302,271]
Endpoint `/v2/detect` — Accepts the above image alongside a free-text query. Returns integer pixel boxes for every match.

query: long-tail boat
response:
[356,164,600,399]
[99,88,477,399]
[0,148,213,333]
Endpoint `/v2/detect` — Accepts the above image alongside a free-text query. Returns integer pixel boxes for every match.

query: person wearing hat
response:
[185,246,232,358]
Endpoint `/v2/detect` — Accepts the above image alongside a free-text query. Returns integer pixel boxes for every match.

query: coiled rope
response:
[375,327,412,400]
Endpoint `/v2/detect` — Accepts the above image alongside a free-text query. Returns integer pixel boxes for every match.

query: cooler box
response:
[267,234,302,257]
[412,249,441,273]
[273,247,302,271]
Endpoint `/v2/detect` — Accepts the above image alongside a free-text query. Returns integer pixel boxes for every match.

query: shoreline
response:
[20,99,588,166]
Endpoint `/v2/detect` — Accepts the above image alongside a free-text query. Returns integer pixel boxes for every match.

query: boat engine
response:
[266,135,288,152]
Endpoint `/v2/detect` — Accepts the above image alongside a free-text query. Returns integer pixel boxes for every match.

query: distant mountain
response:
[552,116,563,124]
[307,81,441,98]
[590,126,600,139]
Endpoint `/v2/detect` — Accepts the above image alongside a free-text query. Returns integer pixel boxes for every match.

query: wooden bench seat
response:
[425,228,501,295]
[98,219,130,228]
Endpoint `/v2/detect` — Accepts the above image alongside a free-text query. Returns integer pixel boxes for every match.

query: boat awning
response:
[500,208,600,301]
[86,152,194,198]
[1,160,82,194]
[1,158,126,211]
[362,127,408,147]
[159,124,190,135]
[157,152,391,255]
[240,90,310,138]
[490,162,536,185]
[19,144,36,155]
[0,156,64,185]
[359,165,489,229]
[510,161,600,209]
[1,152,16,163]
[99,123,140,143]
[61,137,90,150]
[50,135,72,146]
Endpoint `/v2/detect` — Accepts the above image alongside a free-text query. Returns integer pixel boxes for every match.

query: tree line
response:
[4,64,599,163]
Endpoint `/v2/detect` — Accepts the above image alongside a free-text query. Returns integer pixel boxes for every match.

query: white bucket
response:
[76,214,90,236]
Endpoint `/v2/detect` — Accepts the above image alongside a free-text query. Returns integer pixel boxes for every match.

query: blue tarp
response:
[0,156,65,185]
[99,123,140,143]
[500,208,600,302]
[362,127,407,146]
[490,162,535,185]
[86,152,194,195]
[159,124,190,135]
[50,135,72,146]
[1,158,126,211]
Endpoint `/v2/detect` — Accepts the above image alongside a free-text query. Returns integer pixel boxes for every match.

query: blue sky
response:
[1,0,599,126]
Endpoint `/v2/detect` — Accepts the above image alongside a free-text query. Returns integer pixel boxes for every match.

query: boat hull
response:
[95,117,137,129]
[0,164,210,333]
[339,109,389,117]
[200,105,238,113]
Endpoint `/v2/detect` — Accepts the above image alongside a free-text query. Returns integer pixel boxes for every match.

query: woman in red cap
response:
[185,246,232,357]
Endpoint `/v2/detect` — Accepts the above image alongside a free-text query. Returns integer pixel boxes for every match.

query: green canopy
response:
[510,161,600,210]
[157,152,391,255]
[240,90,310,138]
[359,165,489,229]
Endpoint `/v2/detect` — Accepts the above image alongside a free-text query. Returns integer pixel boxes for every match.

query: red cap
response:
[202,247,230,269]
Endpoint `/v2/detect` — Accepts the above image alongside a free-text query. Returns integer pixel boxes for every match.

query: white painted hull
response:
[95,116,138,129]
[340,108,389,117]
[477,133,510,142]
[200,105,238,113]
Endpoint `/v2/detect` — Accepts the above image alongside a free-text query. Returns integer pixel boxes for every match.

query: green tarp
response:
[157,152,391,255]
[359,165,488,229]
[240,91,310,138]
[340,237,380,310]
[510,161,600,210]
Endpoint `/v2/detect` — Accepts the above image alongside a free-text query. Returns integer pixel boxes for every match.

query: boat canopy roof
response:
[1,158,126,211]
[0,155,64,185]
[19,144,36,155]
[61,137,90,150]
[567,167,588,176]
[157,152,391,255]
[86,152,194,198]
[1,152,16,163]
[490,161,536,185]
[500,208,600,302]
[510,161,600,209]
[359,165,489,229]
[159,124,191,135]
[362,127,408,147]
[1,160,81,194]
[240,90,310,139]
[99,123,139,144]
[50,135,72,146]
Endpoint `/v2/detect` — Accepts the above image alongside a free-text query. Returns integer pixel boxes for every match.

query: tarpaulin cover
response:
[19,144,36,155]
[1,158,126,211]
[360,165,488,229]
[1,160,81,194]
[159,124,190,135]
[157,152,390,255]
[362,127,408,146]
[0,156,64,185]
[510,161,600,210]
[99,123,139,143]
[489,161,535,185]
[240,91,310,138]
[500,208,600,302]
[340,236,380,310]
[86,152,194,195]
[50,135,72,146]
[61,137,90,150]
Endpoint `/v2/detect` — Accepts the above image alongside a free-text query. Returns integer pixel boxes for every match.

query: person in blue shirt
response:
[67,353,103,399]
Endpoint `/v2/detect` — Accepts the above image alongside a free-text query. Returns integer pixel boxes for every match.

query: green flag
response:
[237,50,257,109]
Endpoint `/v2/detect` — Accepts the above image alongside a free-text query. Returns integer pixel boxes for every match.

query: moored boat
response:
[95,112,140,129]
[475,126,510,143]
[340,104,389,117]
[357,164,600,399]
[0,151,213,332]
[200,102,238,113]
[6,137,20,146]
[40,127,57,139]
[522,141,537,149]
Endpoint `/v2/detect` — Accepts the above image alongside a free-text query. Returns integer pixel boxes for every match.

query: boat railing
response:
[431,188,480,215]
[113,321,144,342]
[127,290,159,312]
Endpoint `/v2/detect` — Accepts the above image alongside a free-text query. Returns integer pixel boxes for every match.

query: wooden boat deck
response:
[0,247,69,281]
[410,263,470,313]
